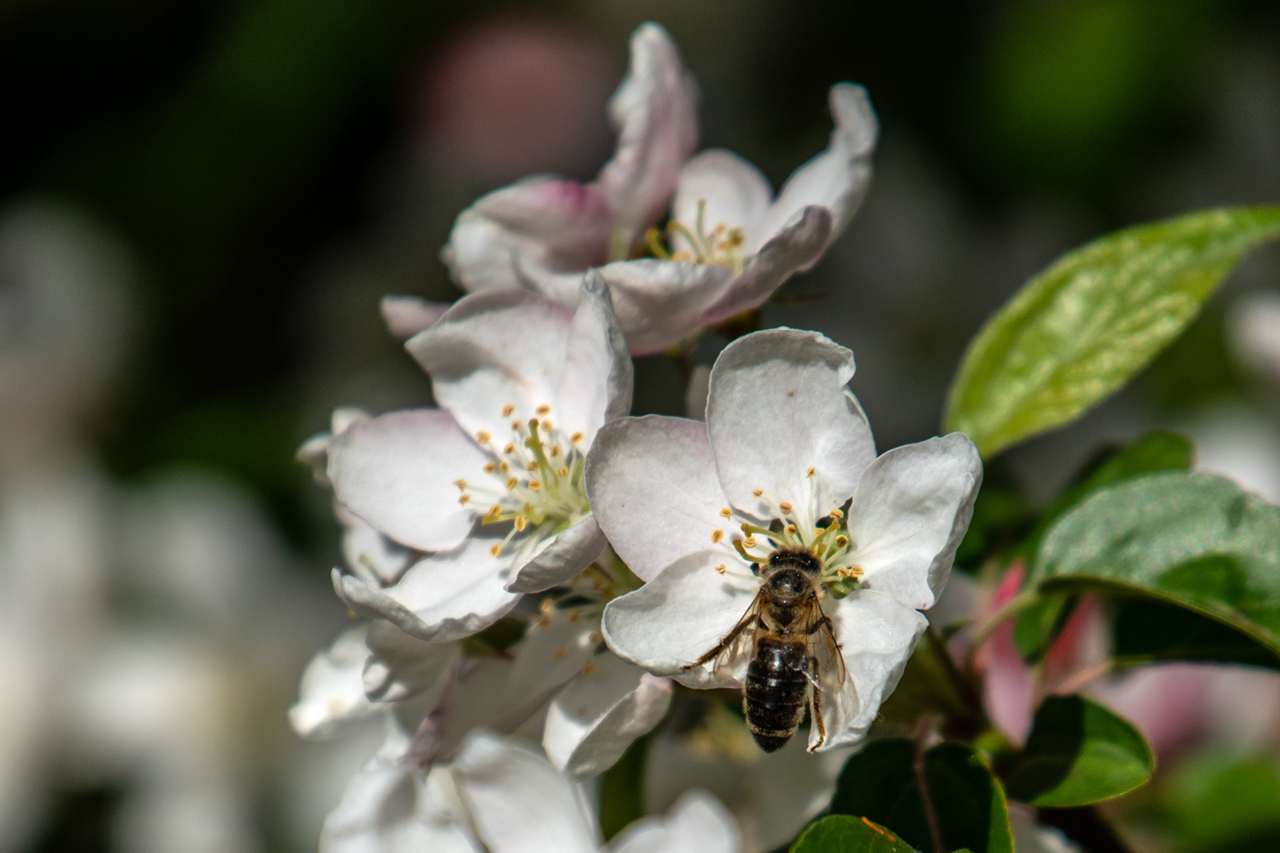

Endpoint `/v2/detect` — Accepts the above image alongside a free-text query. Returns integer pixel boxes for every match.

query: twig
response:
[913,715,945,853]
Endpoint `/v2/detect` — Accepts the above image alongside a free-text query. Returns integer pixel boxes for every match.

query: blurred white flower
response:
[321,724,740,853]
[586,328,981,751]
[326,273,631,642]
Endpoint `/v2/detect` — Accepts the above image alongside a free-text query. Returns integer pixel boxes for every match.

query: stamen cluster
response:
[645,199,747,276]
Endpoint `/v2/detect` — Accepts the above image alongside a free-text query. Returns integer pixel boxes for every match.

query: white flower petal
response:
[815,590,927,751]
[585,416,731,582]
[453,731,599,853]
[508,516,609,594]
[290,626,377,739]
[672,149,772,250]
[553,270,634,446]
[442,178,612,292]
[698,206,833,326]
[598,259,736,355]
[363,621,460,703]
[598,23,699,251]
[407,289,575,439]
[320,715,478,853]
[333,539,522,643]
[846,433,983,610]
[420,659,520,766]
[297,407,371,486]
[544,653,673,778]
[602,551,759,687]
[754,83,877,252]
[328,409,486,553]
[610,790,741,853]
[706,329,875,524]
[504,608,600,713]
[381,295,451,340]
[338,503,414,585]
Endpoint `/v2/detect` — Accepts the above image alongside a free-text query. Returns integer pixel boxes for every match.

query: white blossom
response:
[585,328,981,750]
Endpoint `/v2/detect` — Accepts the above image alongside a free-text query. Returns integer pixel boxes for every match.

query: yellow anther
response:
[711,529,724,543]
[558,467,570,478]
[570,432,584,444]
[582,661,596,675]
[488,543,502,557]
[541,419,553,431]
[528,417,540,429]
[806,467,816,478]
[483,462,495,473]
[506,477,518,489]
[453,479,467,490]
[743,536,757,548]
[540,598,555,614]
[502,404,515,417]
[835,535,849,547]
[838,566,864,578]
[672,250,695,262]
[535,404,551,416]
[588,631,601,644]
[829,508,844,519]
[499,461,510,473]
[538,615,552,627]
[554,647,567,659]
[779,501,793,514]
[715,564,727,574]
[527,461,539,471]
[529,481,542,491]
[550,445,561,457]
[514,516,528,532]
[459,494,471,505]
[753,488,764,498]
[503,443,516,455]
[477,431,491,444]
[487,505,502,517]
[568,610,580,623]
[719,507,732,518]
[785,524,797,535]
[511,420,522,431]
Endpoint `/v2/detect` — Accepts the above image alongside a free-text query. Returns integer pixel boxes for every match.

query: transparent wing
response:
[680,592,766,679]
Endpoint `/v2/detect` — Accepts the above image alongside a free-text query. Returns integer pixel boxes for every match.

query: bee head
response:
[767,548,820,576]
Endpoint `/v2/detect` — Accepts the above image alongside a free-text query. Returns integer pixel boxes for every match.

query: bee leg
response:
[679,615,757,671]
[806,654,827,750]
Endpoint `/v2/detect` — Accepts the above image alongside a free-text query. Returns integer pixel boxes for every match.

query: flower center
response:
[453,405,590,561]
[706,471,864,598]
[645,199,747,275]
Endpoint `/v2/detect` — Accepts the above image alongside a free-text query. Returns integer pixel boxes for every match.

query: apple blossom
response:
[325,272,631,643]
[585,328,981,751]
[321,725,740,853]
[440,24,878,355]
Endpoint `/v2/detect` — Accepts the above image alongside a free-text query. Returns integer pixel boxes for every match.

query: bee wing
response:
[804,606,854,753]
[682,593,765,684]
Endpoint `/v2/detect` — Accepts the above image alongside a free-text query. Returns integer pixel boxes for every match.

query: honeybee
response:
[681,548,845,752]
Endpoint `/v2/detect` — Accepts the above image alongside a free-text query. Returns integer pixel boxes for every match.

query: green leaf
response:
[944,206,1280,458]
[1159,755,1280,853]
[597,733,649,840]
[829,739,1014,853]
[1112,598,1280,669]
[1012,431,1193,660]
[790,815,921,853]
[1032,471,1280,660]
[1006,695,1154,806]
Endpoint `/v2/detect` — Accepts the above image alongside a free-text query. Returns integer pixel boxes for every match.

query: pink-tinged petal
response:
[817,590,928,751]
[407,289,575,440]
[333,539,521,643]
[698,206,832,326]
[453,732,599,853]
[585,416,732,582]
[296,407,371,486]
[381,295,452,340]
[337,502,414,585]
[508,516,608,593]
[610,790,742,853]
[289,626,377,739]
[672,149,772,250]
[328,409,487,553]
[598,259,735,355]
[602,551,760,688]
[553,270,634,446]
[846,433,982,610]
[362,621,460,703]
[977,565,1034,745]
[544,653,673,779]
[597,23,699,254]
[442,177,613,293]
[706,329,875,526]
[755,84,878,252]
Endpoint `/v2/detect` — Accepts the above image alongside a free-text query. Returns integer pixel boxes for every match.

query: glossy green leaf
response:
[1006,695,1154,806]
[829,739,1014,853]
[1032,471,1280,660]
[1112,598,1280,670]
[944,206,1280,458]
[1012,431,1193,660]
[790,815,921,853]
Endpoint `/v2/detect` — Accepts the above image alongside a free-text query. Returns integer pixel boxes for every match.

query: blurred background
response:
[3,0,1280,850]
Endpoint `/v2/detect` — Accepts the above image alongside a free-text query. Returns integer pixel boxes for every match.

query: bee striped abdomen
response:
[744,633,809,753]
